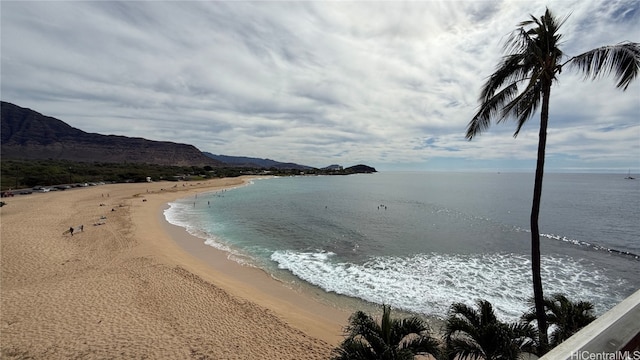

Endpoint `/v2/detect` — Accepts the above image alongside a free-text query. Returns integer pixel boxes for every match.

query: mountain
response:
[344,164,377,173]
[1,101,378,173]
[1,101,222,167]
[322,164,343,171]
[319,164,377,174]
[204,155,377,173]
[203,153,314,170]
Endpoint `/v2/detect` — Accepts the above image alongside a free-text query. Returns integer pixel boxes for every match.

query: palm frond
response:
[449,303,482,329]
[444,315,479,344]
[504,26,536,61]
[545,293,596,346]
[336,306,442,359]
[446,337,486,360]
[398,316,430,335]
[574,301,596,315]
[390,316,429,346]
[380,305,393,344]
[501,75,543,137]
[467,82,519,139]
[330,338,376,360]
[521,293,596,348]
[480,53,533,103]
[344,311,379,338]
[476,300,499,326]
[521,310,537,325]
[506,8,566,71]
[568,42,640,90]
[509,322,539,354]
[401,335,441,358]
[343,310,389,355]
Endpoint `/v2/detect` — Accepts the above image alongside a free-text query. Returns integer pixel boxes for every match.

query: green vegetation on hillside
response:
[0,159,373,191]
[1,160,240,191]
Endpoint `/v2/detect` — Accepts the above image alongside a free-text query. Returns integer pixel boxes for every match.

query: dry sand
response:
[1,177,350,359]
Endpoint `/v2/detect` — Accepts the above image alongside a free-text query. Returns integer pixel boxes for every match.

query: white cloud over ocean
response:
[1,1,638,172]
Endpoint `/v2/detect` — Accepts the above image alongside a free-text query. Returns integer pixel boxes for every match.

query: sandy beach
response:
[1,177,349,359]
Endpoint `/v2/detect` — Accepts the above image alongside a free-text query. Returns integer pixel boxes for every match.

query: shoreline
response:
[1,177,347,359]
[157,186,351,344]
[160,177,447,335]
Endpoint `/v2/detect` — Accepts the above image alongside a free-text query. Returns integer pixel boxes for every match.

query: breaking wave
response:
[514,226,640,260]
[271,250,625,321]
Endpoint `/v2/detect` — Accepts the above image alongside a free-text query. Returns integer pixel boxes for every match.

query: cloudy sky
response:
[2,1,638,172]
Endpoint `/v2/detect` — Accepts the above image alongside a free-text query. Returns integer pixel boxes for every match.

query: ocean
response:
[164,172,640,321]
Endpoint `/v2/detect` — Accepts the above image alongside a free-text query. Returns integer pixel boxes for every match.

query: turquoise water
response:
[164,172,640,320]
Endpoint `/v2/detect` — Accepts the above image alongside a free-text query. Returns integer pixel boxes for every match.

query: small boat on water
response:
[625,169,635,180]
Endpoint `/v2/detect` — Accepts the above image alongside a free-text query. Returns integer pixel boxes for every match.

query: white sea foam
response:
[515,226,640,259]
[270,250,624,321]
[164,202,233,253]
[165,173,637,322]
[163,202,193,229]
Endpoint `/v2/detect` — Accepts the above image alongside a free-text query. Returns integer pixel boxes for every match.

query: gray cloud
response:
[1,0,638,171]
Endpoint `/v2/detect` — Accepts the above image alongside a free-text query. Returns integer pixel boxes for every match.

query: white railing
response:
[540,289,640,359]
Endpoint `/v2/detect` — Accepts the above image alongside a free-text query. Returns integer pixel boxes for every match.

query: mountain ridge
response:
[202,153,314,170]
[1,101,376,173]
[1,101,222,167]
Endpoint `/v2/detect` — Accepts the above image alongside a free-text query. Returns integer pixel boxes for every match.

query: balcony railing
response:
[540,289,640,359]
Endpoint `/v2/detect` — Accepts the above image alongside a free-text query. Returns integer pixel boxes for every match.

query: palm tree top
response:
[445,300,537,360]
[332,305,441,360]
[466,7,640,140]
[522,293,596,347]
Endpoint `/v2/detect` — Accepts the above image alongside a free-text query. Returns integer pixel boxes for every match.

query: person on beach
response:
[69,226,74,236]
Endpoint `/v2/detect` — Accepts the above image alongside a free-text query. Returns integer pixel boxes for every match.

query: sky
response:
[1,1,639,172]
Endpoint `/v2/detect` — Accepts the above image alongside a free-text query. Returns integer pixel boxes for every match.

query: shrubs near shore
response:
[444,300,536,359]
[331,304,441,360]
[333,294,595,360]
[522,294,597,349]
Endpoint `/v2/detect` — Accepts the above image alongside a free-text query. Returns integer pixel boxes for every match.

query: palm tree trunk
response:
[531,82,551,354]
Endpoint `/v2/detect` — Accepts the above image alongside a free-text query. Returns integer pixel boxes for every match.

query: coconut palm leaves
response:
[331,305,441,360]
[466,9,639,140]
[466,8,568,140]
[465,7,639,353]
[523,293,596,347]
[444,300,536,360]
[569,42,640,90]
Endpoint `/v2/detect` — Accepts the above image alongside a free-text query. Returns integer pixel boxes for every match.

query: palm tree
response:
[444,300,536,360]
[465,7,640,353]
[523,293,596,347]
[331,304,441,360]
